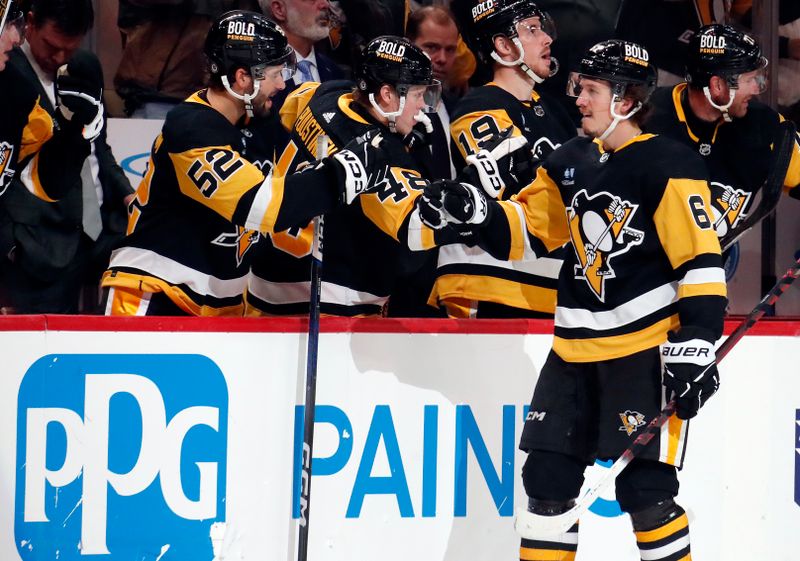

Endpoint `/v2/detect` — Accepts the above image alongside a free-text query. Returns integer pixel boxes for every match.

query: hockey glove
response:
[662,327,720,420]
[331,129,389,204]
[418,182,447,230]
[461,128,532,199]
[55,51,104,141]
[432,180,491,226]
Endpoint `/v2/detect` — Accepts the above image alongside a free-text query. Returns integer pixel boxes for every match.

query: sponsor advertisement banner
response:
[1,323,798,560]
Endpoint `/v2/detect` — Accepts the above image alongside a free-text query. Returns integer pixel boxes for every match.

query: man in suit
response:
[0,0,134,314]
[260,0,345,110]
[407,5,461,181]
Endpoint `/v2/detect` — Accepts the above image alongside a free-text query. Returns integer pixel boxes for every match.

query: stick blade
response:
[514,507,578,540]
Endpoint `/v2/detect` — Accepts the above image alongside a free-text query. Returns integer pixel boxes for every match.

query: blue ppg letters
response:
[15,355,228,560]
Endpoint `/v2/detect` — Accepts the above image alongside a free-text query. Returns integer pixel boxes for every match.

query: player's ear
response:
[493,35,514,59]
[708,75,726,95]
[377,84,396,109]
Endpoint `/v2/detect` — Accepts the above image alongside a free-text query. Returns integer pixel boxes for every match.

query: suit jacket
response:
[271,50,346,114]
[0,48,133,282]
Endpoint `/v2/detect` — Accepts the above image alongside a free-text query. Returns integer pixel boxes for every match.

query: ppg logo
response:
[15,355,228,560]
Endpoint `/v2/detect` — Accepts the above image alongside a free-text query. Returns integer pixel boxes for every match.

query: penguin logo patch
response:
[212,226,262,267]
[709,181,751,238]
[567,189,644,301]
[619,410,646,435]
[0,141,16,197]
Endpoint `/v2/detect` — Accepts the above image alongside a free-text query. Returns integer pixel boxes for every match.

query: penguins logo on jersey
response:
[709,181,751,237]
[619,410,646,435]
[0,141,15,197]
[531,137,560,161]
[567,189,644,301]
[212,227,261,266]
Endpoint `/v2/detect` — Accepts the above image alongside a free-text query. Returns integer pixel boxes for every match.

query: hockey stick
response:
[721,120,797,252]
[515,252,800,540]
[297,134,329,561]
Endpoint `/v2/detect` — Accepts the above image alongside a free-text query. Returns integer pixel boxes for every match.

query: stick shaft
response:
[297,135,329,561]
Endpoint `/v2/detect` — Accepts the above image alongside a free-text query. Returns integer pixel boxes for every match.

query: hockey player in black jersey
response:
[0,0,101,203]
[102,10,388,316]
[429,0,576,318]
[428,40,726,560]
[246,35,492,316]
[645,24,800,243]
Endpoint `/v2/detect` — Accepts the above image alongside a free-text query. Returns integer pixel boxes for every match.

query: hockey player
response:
[645,24,800,243]
[428,40,726,559]
[246,35,481,316]
[102,10,388,316]
[429,0,576,318]
[0,0,101,203]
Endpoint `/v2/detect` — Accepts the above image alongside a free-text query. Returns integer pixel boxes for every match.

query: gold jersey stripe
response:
[553,316,678,363]
[430,273,556,314]
[102,271,244,317]
[520,547,576,561]
[635,512,689,543]
[678,281,726,299]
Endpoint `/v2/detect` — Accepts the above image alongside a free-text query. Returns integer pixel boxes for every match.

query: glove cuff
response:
[331,149,368,204]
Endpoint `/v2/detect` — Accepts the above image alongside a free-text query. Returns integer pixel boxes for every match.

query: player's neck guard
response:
[703,86,735,123]
[491,38,556,84]
[222,76,261,119]
[598,96,642,142]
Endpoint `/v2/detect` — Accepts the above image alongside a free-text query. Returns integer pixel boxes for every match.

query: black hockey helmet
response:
[0,0,24,38]
[685,24,767,89]
[357,36,435,92]
[450,0,555,64]
[205,10,295,80]
[568,39,657,100]
[356,35,440,108]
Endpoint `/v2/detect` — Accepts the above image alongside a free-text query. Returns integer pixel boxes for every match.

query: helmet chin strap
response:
[368,92,406,133]
[598,97,642,142]
[491,37,548,84]
[703,85,736,123]
[222,75,261,118]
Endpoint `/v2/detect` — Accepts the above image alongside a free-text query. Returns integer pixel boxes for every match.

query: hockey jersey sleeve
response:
[450,106,526,177]
[14,95,92,202]
[653,168,727,339]
[168,142,343,235]
[778,115,800,199]
[476,165,570,261]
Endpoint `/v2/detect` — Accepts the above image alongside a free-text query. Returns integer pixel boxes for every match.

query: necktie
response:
[296,59,314,83]
[81,159,102,241]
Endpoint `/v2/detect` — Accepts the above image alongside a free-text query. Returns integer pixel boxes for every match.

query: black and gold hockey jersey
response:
[0,62,90,202]
[102,90,348,316]
[246,80,442,316]
[430,83,576,317]
[645,83,800,239]
[482,133,726,362]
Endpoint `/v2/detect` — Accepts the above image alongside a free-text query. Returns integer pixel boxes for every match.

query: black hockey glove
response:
[55,51,104,141]
[662,327,720,420]
[330,129,390,204]
[423,180,491,227]
[459,127,534,199]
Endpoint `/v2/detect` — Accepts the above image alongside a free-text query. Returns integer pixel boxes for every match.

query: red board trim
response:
[0,315,797,336]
